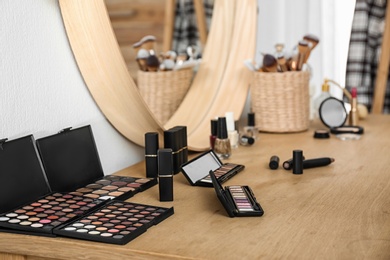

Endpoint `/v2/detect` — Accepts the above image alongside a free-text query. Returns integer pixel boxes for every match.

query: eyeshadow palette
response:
[73,175,157,201]
[209,170,264,217]
[36,125,157,200]
[54,200,174,245]
[0,192,103,236]
[181,150,244,187]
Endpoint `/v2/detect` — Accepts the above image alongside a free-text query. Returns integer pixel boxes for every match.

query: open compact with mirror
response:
[180,150,245,187]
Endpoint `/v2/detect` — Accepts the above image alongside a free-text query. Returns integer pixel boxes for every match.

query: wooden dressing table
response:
[1,115,389,260]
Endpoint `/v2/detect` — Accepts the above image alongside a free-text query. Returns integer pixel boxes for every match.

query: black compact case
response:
[209,171,264,217]
[180,150,244,187]
[0,135,103,236]
[36,125,157,201]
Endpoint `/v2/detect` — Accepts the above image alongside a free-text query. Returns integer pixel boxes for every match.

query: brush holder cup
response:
[137,69,193,124]
[250,71,310,132]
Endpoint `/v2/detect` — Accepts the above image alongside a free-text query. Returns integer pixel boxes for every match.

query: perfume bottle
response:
[243,112,259,140]
[225,112,239,149]
[314,80,331,118]
[214,117,231,159]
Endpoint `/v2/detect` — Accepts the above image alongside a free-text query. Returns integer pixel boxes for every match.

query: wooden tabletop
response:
[1,115,390,260]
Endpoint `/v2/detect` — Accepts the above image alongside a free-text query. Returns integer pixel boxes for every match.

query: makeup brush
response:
[244,59,257,71]
[262,54,278,72]
[136,48,149,71]
[132,35,157,53]
[276,54,288,72]
[140,35,156,51]
[174,59,200,71]
[303,34,320,63]
[146,54,160,72]
[297,40,309,71]
[160,59,175,71]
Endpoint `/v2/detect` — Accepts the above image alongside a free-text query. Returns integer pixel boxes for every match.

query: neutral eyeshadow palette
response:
[181,150,245,187]
[0,192,103,236]
[209,171,264,217]
[54,200,174,245]
[36,125,157,200]
[73,175,157,201]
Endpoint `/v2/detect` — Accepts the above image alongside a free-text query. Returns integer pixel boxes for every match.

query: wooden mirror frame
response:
[59,0,257,151]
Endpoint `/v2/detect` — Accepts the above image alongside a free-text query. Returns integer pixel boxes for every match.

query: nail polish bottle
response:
[225,112,239,149]
[210,119,218,150]
[214,117,231,159]
[243,112,259,140]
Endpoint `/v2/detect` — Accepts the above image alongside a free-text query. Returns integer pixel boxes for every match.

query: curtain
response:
[345,0,389,113]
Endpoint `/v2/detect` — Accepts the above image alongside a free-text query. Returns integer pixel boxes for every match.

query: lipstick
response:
[283,157,334,170]
[144,132,159,178]
[302,157,335,169]
[349,87,358,126]
[158,148,173,202]
[292,150,303,174]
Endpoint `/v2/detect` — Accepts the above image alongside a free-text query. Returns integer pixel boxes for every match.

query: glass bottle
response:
[314,80,331,118]
[243,112,259,140]
[225,112,239,149]
[209,119,218,150]
[214,117,231,159]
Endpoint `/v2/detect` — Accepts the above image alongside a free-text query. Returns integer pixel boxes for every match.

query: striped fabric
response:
[345,0,389,113]
[172,0,214,56]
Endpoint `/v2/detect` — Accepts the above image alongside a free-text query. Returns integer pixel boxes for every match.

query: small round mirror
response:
[319,97,347,128]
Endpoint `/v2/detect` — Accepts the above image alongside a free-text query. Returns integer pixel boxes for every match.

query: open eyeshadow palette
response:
[209,171,264,217]
[35,125,157,200]
[0,191,104,236]
[54,200,173,245]
[181,150,245,187]
[0,127,173,244]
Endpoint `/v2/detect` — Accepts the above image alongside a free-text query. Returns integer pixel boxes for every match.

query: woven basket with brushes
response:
[250,71,310,132]
[137,68,193,124]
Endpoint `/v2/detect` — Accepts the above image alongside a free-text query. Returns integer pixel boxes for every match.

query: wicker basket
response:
[250,71,310,132]
[137,69,193,124]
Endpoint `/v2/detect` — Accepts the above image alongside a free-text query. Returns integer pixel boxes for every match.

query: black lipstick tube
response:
[158,148,173,201]
[302,157,335,169]
[292,150,303,174]
[145,132,159,178]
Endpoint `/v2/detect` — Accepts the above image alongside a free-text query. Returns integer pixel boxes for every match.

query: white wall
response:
[0,0,144,175]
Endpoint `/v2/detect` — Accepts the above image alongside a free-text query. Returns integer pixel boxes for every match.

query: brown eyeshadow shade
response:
[86,183,102,189]
[76,188,93,193]
[108,192,123,197]
[92,190,108,195]
[101,185,118,191]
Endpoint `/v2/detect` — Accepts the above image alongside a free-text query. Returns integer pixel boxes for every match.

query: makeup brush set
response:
[244,34,319,73]
[134,35,199,124]
[133,35,201,72]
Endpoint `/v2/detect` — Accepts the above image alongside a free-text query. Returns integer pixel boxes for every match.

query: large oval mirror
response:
[59,0,256,151]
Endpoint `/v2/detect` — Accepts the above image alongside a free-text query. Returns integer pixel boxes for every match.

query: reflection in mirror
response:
[60,0,256,151]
